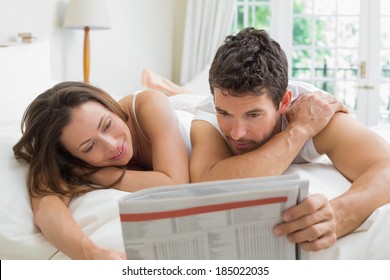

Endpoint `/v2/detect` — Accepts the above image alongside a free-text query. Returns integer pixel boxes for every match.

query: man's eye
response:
[248,113,260,118]
[217,111,229,116]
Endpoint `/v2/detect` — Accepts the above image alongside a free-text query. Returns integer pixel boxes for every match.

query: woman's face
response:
[60,101,133,167]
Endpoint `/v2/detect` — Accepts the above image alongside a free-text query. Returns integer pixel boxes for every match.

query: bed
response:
[1,41,390,260]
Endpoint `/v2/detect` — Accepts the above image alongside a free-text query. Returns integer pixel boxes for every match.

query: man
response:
[190,28,390,251]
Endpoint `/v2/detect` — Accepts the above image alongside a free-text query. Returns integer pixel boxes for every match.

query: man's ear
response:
[277,90,292,113]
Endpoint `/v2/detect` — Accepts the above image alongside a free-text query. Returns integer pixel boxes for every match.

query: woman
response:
[13,81,190,259]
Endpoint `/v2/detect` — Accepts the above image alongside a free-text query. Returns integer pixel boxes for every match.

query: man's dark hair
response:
[209,27,289,108]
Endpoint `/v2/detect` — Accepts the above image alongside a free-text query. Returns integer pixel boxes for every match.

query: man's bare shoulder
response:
[313,112,390,180]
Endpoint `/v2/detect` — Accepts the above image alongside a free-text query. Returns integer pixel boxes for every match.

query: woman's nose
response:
[102,135,117,151]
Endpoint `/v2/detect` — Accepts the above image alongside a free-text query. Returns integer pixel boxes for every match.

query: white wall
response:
[0,0,65,79]
[0,0,185,98]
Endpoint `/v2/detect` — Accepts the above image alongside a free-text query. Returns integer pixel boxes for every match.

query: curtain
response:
[179,0,235,84]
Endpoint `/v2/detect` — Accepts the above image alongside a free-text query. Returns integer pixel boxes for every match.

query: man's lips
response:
[229,140,251,151]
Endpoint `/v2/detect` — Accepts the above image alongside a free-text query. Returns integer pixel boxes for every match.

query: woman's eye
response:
[84,144,94,153]
[104,120,112,130]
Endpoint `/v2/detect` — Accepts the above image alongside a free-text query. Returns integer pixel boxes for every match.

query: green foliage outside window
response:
[231,0,270,34]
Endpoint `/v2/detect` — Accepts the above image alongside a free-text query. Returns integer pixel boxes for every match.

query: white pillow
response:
[168,94,209,114]
[182,64,211,96]
[0,41,61,259]
[0,41,56,134]
[0,133,57,259]
[0,40,51,80]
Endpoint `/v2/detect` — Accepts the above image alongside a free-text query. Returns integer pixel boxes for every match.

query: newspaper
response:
[118,174,309,260]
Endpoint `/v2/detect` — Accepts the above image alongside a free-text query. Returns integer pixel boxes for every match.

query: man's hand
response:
[273,194,337,251]
[286,92,348,138]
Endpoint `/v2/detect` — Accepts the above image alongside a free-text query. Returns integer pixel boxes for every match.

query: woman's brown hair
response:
[13,81,129,198]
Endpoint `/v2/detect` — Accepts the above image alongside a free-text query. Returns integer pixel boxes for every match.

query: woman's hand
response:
[104,249,127,260]
[83,243,127,260]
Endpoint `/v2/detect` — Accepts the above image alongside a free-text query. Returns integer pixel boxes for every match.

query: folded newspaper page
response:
[119,174,308,260]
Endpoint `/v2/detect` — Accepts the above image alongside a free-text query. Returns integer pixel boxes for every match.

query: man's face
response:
[214,89,283,155]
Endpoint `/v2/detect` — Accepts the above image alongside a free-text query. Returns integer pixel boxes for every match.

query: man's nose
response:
[230,119,247,140]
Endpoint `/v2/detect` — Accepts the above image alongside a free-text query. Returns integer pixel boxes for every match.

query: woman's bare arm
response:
[32,195,126,259]
[89,90,190,191]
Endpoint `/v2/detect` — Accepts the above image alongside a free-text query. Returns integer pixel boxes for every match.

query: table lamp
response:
[63,0,111,83]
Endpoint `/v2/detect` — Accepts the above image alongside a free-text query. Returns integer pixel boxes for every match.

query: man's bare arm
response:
[190,120,311,182]
[316,113,390,237]
[190,92,348,182]
[274,113,390,251]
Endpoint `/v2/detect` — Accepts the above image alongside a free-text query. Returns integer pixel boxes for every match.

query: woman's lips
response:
[111,143,126,160]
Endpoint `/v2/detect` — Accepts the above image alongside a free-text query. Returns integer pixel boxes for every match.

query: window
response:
[291,0,360,112]
[231,0,389,125]
[379,0,390,122]
[231,0,271,34]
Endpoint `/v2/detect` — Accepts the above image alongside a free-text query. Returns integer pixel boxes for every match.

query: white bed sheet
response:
[1,42,390,260]
[47,143,390,260]
[2,99,390,260]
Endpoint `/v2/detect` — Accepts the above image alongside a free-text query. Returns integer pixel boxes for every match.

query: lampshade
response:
[63,0,111,30]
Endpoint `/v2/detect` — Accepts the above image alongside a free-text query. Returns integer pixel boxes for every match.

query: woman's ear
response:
[277,90,292,114]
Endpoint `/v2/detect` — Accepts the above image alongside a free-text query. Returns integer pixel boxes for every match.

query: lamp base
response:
[83,26,90,83]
